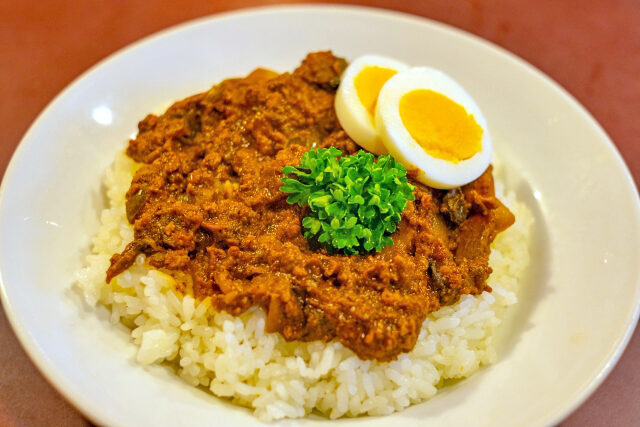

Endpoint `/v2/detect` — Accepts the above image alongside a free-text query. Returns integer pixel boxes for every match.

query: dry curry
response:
[106,52,514,362]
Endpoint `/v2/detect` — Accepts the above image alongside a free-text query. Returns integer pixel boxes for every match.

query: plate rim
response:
[1,4,639,427]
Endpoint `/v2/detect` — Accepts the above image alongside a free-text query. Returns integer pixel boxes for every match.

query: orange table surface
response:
[1,1,639,426]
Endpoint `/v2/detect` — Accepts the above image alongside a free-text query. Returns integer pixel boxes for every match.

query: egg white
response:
[335,55,409,154]
[375,67,492,189]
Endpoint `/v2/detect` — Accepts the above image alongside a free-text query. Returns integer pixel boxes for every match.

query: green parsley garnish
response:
[280,148,415,255]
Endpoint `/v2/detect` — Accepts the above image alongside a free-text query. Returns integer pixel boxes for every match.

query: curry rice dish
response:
[77,52,533,420]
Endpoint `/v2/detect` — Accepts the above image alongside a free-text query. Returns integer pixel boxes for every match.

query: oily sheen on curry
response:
[106,52,514,362]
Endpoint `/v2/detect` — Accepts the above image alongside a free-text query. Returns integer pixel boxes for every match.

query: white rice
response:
[76,151,533,421]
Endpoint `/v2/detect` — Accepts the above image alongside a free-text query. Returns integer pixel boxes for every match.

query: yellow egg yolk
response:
[355,66,398,119]
[399,89,483,163]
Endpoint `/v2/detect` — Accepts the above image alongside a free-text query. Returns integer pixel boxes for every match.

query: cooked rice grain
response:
[76,152,533,421]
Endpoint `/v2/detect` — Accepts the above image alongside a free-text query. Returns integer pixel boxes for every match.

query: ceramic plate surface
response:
[1,5,639,427]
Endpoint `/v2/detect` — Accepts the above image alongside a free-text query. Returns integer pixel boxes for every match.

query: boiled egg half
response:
[335,55,409,154]
[375,67,492,189]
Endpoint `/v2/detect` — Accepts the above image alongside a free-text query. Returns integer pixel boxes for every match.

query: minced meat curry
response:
[106,52,514,362]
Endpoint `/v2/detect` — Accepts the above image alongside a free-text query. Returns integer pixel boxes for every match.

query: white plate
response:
[1,5,639,427]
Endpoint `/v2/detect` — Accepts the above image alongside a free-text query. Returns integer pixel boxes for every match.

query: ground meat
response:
[106,51,514,361]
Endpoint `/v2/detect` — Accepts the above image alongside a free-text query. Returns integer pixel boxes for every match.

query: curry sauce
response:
[106,52,514,361]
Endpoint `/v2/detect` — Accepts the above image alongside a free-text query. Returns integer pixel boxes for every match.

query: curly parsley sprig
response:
[280,148,415,255]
